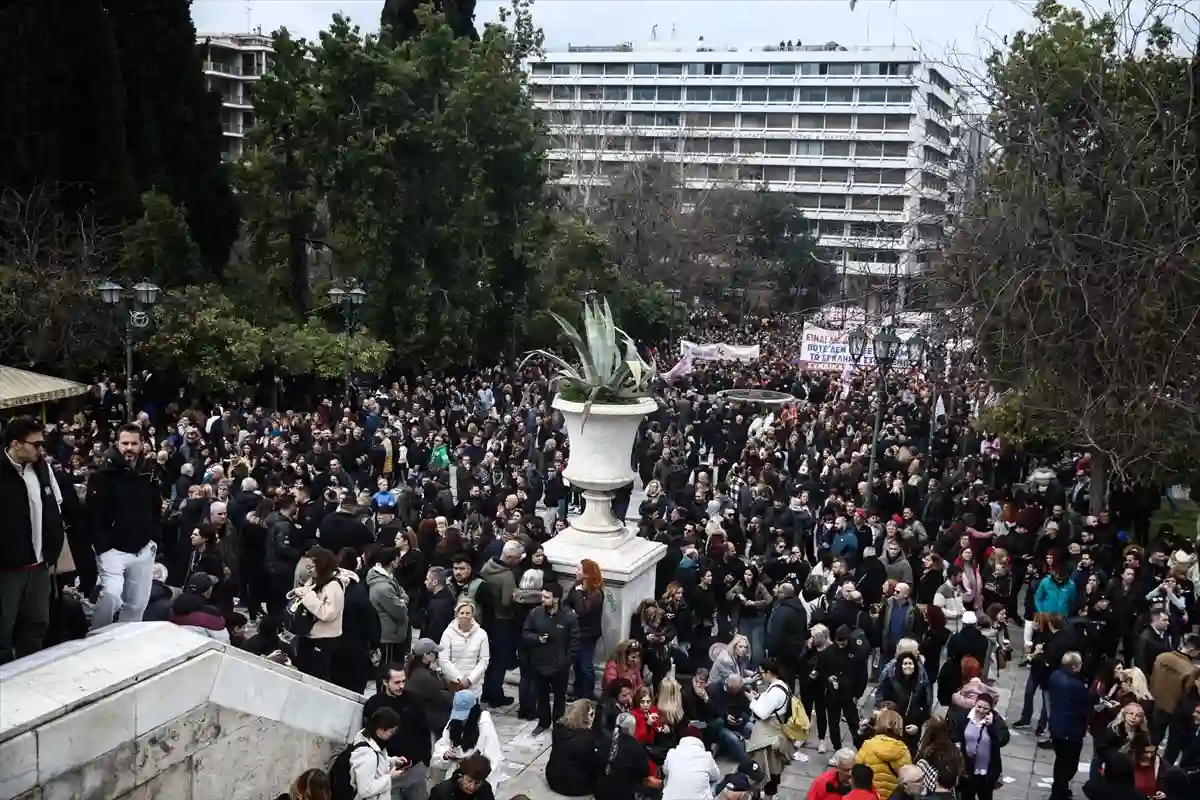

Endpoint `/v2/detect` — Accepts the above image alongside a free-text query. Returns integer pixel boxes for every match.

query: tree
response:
[381,0,477,43]
[0,0,138,224]
[935,0,1200,508]
[106,0,239,273]
[119,190,204,287]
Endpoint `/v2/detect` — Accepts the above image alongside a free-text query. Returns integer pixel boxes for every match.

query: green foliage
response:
[382,0,478,43]
[937,0,1200,487]
[119,191,204,287]
[973,389,1060,454]
[270,320,393,380]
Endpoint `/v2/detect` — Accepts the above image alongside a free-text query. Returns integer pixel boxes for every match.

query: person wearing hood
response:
[366,547,411,666]
[430,690,504,783]
[662,730,721,800]
[439,598,490,698]
[167,572,229,643]
[87,423,162,631]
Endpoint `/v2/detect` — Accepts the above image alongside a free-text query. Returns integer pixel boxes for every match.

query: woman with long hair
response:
[393,529,426,601]
[566,559,605,700]
[547,699,600,796]
[430,690,504,784]
[1013,612,1056,734]
[602,640,645,697]
[290,546,346,681]
[708,635,753,692]
[1094,702,1151,779]
[727,565,772,667]
[915,717,964,796]
[633,602,674,691]
[918,604,950,679]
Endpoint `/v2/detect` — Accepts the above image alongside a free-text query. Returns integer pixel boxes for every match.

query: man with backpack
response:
[360,664,433,800]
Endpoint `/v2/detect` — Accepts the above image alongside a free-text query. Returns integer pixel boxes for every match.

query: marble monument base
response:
[542,524,665,664]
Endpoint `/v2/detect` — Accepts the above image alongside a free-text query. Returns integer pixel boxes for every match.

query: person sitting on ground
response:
[889,764,925,800]
[428,753,497,800]
[595,712,653,800]
[855,709,912,800]
[167,573,230,643]
[546,699,600,797]
[430,690,503,785]
[846,764,879,800]
[662,725,721,800]
[805,748,857,800]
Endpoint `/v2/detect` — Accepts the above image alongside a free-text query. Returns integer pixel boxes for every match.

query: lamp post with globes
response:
[328,283,367,405]
[666,288,682,356]
[848,325,926,508]
[96,279,161,422]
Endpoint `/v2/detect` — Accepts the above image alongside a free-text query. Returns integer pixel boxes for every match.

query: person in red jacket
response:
[846,764,878,800]
[805,748,856,800]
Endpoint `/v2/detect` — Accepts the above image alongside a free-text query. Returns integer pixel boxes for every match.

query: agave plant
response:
[522,297,655,426]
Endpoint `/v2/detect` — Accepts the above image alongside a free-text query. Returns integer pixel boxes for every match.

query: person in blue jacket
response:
[831,516,859,569]
[1046,651,1092,800]
[1035,568,1077,618]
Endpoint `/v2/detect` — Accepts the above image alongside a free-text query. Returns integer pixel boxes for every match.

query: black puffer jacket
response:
[546,724,600,796]
[264,511,302,578]
[522,605,581,676]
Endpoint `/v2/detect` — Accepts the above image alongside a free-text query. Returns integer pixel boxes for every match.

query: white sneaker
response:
[817,741,828,755]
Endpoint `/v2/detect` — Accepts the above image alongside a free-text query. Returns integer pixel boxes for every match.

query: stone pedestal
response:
[542,527,665,663]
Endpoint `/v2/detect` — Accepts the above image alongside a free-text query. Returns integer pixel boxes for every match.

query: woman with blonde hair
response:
[438,597,490,697]
[707,635,753,691]
[855,709,912,799]
[1093,702,1150,778]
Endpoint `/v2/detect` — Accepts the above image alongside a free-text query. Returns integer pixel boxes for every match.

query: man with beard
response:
[88,423,163,631]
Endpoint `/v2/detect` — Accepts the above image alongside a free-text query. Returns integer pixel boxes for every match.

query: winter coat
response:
[348,733,393,800]
[603,660,645,695]
[86,450,162,555]
[1047,669,1092,742]
[854,734,912,800]
[406,662,455,736]
[1035,575,1077,617]
[297,574,346,639]
[662,737,721,800]
[765,597,810,662]
[438,620,490,696]
[594,731,651,800]
[366,564,410,645]
[167,592,230,643]
[264,512,302,578]
[522,606,581,676]
[948,708,1010,782]
[546,723,600,796]
[430,709,504,776]
[478,558,519,622]
[424,587,456,645]
[565,584,605,643]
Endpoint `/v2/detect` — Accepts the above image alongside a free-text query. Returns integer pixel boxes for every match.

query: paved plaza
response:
[483,637,1093,800]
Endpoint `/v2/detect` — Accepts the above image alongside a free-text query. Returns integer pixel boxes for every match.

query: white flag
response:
[933,394,947,431]
[663,352,694,383]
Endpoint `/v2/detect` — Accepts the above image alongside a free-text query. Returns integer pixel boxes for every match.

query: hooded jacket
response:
[168,591,230,643]
[366,563,410,644]
[661,737,721,800]
[86,449,161,554]
[1034,573,1077,617]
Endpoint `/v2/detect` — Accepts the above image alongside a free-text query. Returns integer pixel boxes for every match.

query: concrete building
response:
[198,32,273,162]
[527,41,982,316]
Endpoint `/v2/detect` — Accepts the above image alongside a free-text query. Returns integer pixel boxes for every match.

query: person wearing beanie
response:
[522,581,579,735]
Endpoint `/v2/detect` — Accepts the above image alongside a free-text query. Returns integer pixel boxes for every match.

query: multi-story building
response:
[527,42,981,316]
[198,32,274,162]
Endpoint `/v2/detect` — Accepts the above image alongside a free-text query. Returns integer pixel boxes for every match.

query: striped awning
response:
[0,366,90,410]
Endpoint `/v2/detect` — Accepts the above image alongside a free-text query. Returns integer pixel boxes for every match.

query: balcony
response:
[205,61,241,76]
[222,122,245,135]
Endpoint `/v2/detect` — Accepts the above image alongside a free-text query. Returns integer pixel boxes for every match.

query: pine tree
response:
[104,0,239,275]
[381,0,478,43]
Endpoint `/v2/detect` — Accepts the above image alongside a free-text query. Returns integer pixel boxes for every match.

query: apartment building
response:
[527,42,980,315]
[198,32,273,162]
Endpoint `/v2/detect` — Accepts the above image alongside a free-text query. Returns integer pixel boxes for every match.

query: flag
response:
[933,394,946,432]
[663,352,694,383]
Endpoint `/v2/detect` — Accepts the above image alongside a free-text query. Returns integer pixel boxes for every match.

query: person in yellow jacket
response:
[854,709,912,800]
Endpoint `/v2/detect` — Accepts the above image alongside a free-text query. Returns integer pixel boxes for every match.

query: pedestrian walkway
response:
[486,641,1094,800]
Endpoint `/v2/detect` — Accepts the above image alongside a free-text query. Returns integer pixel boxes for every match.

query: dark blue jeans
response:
[483,620,516,702]
[573,638,598,699]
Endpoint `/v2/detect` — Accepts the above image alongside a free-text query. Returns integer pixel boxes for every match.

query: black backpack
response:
[329,741,373,800]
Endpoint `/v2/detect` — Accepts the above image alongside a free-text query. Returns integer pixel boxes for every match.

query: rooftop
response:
[543,41,919,55]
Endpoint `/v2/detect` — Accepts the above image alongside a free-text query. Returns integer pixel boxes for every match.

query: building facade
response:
[198,32,273,162]
[527,42,980,316]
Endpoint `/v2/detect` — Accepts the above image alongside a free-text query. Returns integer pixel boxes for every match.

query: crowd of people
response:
[0,312,1195,800]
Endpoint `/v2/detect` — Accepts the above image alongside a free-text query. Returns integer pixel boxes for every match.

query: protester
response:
[430,691,504,784]
[546,699,600,796]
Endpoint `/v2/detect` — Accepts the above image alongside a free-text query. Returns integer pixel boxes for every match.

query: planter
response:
[552,395,658,538]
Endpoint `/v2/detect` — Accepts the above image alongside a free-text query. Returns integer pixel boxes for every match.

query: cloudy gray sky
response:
[193,0,1198,70]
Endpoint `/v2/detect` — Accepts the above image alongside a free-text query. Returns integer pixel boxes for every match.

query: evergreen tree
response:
[104,0,239,274]
[381,0,478,43]
[0,0,137,224]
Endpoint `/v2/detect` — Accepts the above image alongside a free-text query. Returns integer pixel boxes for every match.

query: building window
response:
[742,87,768,103]
[764,165,791,182]
[852,195,881,211]
[796,114,824,130]
[687,86,712,102]
[823,141,851,157]
[658,86,682,102]
[879,168,907,185]
[551,86,574,101]
[740,113,766,129]
[883,141,909,158]
[770,63,796,76]
[581,64,603,76]
[821,194,848,210]
[858,114,886,130]
[821,167,849,183]
[629,112,656,126]
[828,63,856,76]
[857,141,884,158]
[685,138,709,154]
[819,221,845,236]
[767,87,794,103]
[795,140,820,156]
[603,63,629,76]
[711,112,737,128]
[827,87,854,104]
[710,138,734,154]
[794,166,820,182]
[684,112,711,128]
[531,63,552,75]
[580,85,603,101]
[798,88,827,104]
[533,86,551,102]
[885,115,911,132]
[739,138,764,154]
[711,87,738,103]
[766,113,793,129]
[886,87,912,104]
[859,87,887,104]
[744,63,770,76]
[825,114,852,130]
[604,86,628,101]
[656,112,681,126]
[764,139,791,155]
[631,86,656,102]
[659,63,683,75]
[552,63,573,75]
[633,63,657,75]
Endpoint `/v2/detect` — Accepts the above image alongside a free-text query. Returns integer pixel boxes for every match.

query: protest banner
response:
[678,340,760,362]
[797,326,919,370]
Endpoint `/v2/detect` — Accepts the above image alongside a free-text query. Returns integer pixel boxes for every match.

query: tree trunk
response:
[1089,450,1109,516]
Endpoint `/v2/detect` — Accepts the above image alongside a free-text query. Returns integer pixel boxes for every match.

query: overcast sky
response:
[193,0,1198,76]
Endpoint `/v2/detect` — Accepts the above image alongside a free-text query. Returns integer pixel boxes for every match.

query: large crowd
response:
[0,312,1195,800]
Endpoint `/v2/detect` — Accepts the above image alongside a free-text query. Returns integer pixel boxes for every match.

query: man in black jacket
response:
[316,497,373,554]
[88,423,162,631]
[0,417,86,663]
[363,664,433,800]
[764,582,809,672]
[522,583,579,736]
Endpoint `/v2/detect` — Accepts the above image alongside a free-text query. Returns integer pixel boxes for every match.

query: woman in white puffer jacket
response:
[437,598,490,697]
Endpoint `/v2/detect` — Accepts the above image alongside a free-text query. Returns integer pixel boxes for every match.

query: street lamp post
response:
[848,326,926,508]
[328,283,367,405]
[96,279,161,422]
[666,288,682,355]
